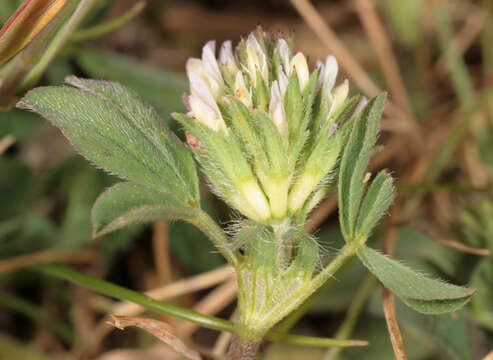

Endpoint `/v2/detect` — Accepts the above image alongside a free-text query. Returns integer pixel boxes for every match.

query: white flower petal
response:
[197,40,225,99]
[189,95,218,128]
[246,33,268,86]
[320,55,338,100]
[352,96,368,118]
[202,41,220,74]
[277,66,289,97]
[187,56,223,100]
[269,81,287,136]
[290,52,309,90]
[188,71,216,109]
[219,40,239,73]
[330,79,349,113]
[186,58,204,80]
[269,81,282,113]
[276,38,291,74]
[189,94,227,135]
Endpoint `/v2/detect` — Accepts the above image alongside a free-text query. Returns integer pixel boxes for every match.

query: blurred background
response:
[0,0,492,359]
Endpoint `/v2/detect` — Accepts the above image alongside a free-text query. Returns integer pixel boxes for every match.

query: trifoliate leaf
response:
[357,245,475,314]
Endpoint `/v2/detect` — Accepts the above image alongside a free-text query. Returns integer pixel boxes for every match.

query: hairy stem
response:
[189,210,239,266]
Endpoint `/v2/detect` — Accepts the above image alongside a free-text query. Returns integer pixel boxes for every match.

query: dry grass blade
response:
[0,249,98,273]
[411,222,490,256]
[91,265,235,347]
[382,208,408,360]
[212,309,238,358]
[107,315,201,360]
[382,287,408,360]
[0,135,16,155]
[353,0,416,126]
[97,346,183,360]
[289,0,408,126]
[177,279,238,337]
[111,265,234,316]
[152,219,172,285]
[289,0,380,97]
[433,10,484,78]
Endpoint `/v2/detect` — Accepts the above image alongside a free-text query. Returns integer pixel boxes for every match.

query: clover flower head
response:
[174,29,354,224]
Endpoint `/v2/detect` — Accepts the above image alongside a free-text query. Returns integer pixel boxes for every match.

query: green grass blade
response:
[35,262,233,332]
[34,263,367,348]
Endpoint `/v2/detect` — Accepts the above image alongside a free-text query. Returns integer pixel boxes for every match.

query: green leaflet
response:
[66,76,199,201]
[92,182,199,237]
[338,94,387,241]
[18,77,199,204]
[354,170,394,238]
[357,245,475,314]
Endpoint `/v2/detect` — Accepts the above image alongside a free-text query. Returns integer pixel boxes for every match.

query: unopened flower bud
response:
[317,55,338,101]
[240,180,271,221]
[352,96,368,118]
[186,41,225,100]
[269,81,287,137]
[276,38,291,74]
[188,73,228,134]
[290,53,309,90]
[219,40,239,74]
[246,33,268,86]
[331,79,349,113]
[277,66,289,97]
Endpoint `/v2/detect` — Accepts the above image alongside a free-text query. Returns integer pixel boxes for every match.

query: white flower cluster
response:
[178,30,355,223]
[184,32,348,139]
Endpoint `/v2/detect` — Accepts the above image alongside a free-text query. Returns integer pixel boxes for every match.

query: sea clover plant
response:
[18,29,474,359]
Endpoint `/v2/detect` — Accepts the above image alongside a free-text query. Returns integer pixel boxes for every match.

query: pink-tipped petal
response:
[182,93,191,111]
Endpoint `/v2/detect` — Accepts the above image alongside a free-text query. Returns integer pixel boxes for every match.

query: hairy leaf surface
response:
[18,78,199,204]
[357,245,475,314]
[92,182,199,237]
